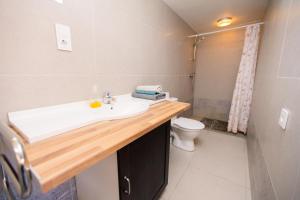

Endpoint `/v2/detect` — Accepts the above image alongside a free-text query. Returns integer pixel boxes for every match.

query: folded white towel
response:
[136,85,163,93]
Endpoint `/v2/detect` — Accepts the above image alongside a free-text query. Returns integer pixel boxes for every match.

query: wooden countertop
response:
[21,100,190,192]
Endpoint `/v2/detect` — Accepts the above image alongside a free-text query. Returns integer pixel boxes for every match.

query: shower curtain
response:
[227,24,260,134]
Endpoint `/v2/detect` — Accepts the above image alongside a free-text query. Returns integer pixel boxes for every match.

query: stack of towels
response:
[132,85,166,100]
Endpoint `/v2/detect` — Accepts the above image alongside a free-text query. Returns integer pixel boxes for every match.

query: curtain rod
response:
[188,22,264,38]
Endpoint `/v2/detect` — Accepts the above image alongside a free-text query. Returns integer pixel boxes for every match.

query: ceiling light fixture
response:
[217,17,233,27]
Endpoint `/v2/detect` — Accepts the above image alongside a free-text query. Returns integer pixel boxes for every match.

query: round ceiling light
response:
[217,17,233,27]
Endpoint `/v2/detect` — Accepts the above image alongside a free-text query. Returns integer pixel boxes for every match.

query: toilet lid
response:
[172,117,205,130]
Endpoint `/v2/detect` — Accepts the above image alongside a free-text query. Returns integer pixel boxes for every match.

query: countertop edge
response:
[28,101,190,192]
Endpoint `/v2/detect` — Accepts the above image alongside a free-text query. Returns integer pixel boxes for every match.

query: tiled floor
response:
[160,130,251,200]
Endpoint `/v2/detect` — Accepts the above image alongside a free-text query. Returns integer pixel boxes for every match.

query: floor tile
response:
[160,146,194,200]
[161,130,251,200]
[170,167,246,200]
[191,131,248,186]
[215,176,247,200]
[169,167,219,200]
[190,149,247,186]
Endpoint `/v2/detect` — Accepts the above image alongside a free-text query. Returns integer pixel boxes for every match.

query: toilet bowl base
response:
[172,136,195,152]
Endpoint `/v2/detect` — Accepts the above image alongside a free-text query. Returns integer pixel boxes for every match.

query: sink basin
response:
[8,94,151,143]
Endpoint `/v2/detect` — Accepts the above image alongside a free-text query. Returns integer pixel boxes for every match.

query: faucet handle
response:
[103,91,111,98]
[103,91,113,104]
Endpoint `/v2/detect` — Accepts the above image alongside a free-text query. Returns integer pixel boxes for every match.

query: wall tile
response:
[0,0,195,199]
[278,0,300,78]
[248,0,300,199]
[193,29,244,121]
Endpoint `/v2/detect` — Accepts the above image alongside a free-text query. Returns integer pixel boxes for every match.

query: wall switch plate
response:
[278,108,289,130]
[55,24,72,51]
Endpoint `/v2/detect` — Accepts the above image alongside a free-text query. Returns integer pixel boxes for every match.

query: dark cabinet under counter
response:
[117,121,170,200]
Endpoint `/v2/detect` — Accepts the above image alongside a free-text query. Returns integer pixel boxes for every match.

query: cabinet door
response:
[117,121,170,200]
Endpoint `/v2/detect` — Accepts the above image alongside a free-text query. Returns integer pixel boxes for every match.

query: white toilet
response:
[167,96,205,151]
[171,117,205,151]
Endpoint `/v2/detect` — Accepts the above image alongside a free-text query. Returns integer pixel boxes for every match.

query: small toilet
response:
[171,117,205,151]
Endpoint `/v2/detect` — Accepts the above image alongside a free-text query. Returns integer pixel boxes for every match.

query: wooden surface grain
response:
[21,101,190,192]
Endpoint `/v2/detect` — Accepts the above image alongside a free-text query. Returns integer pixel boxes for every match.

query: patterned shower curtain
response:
[227,24,261,134]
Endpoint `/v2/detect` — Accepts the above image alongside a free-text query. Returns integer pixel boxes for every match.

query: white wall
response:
[0,0,195,120]
[76,154,119,200]
[0,0,195,198]
[248,0,300,199]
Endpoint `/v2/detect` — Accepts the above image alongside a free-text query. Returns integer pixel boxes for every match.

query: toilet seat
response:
[172,117,205,130]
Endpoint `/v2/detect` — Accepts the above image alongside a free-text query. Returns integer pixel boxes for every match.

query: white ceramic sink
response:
[8,94,152,143]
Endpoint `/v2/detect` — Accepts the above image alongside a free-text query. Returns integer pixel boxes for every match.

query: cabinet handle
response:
[123,176,131,195]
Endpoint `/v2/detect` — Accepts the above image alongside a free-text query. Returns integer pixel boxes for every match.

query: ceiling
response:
[163,0,269,33]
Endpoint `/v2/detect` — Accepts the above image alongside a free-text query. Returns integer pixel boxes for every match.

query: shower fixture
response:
[192,36,205,61]
[188,22,264,38]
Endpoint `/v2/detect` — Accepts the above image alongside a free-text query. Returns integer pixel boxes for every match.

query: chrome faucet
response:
[103,91,113,104]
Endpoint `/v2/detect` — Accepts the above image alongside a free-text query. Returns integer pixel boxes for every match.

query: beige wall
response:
[248,0,300,199]
[193,29,245,121]
[76,154,119,200]
[0,0,195,120]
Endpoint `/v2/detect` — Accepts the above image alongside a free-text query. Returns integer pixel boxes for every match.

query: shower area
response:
[190,24,258,133]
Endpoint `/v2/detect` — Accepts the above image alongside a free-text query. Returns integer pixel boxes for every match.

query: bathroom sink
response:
[8,94,150,143]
